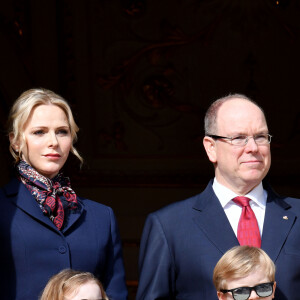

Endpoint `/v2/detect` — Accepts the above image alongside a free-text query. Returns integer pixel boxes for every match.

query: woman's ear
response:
[203,136,217,163]
[9,132,19,153]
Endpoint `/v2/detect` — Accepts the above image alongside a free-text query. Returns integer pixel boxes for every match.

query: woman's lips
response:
[44,154,61,159]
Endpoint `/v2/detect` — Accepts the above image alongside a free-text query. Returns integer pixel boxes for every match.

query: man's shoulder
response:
[264,181,300,208]
[151,181,214,217]
[155,193,199,214]
[279,195,300,207]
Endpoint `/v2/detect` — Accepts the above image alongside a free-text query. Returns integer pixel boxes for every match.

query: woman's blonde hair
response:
[213,246,276,291]
[7,88,83,165]
[39,269,108,300]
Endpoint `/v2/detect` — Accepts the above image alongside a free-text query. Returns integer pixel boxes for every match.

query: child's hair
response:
[213,246,276,291]
[39,269,108,300]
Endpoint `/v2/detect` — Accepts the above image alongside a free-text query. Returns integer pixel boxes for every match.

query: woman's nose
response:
[48,132,58,147]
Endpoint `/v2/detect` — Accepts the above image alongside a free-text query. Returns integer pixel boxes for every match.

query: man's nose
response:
[245,136,258,152]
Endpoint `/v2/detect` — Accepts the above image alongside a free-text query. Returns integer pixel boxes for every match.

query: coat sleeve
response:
[137,213,176,300]
[102,207,128,300]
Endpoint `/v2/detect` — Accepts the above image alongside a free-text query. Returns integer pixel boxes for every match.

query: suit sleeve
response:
[103,207,128,300]
[137,213,176,300]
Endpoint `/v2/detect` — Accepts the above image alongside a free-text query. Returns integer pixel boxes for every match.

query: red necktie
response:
[232,196,261,247]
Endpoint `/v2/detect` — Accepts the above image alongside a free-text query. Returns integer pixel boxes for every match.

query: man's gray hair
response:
[204,93,265,135]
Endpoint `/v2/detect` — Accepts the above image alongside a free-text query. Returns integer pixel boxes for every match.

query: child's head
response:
[40,269,108,300]
[213,246,276,300]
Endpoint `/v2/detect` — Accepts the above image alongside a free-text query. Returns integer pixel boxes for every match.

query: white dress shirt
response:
[212,178,267,237]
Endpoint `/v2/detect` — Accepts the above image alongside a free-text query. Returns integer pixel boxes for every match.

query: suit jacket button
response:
[59,246,67,254]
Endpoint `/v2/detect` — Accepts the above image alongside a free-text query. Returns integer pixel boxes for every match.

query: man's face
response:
[203,99,271,195]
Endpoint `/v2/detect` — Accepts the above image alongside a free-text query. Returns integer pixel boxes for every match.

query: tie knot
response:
[233,196,251,207]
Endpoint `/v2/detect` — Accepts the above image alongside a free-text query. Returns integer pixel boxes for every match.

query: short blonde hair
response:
[39,269,108,300]
[7,88,83,164]
[213,246,275,291]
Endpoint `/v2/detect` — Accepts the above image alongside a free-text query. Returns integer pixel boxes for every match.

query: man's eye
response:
[255,134,267,139]
[232,135,246,140]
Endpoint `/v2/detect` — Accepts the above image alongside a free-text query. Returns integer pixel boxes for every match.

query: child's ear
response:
[217,291,226,300]
[272,282,276,299]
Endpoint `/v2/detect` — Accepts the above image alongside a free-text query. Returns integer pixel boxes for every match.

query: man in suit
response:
[137,94,300,300]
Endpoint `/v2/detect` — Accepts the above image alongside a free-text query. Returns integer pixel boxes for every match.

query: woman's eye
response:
[33,130,44,135]
[57,129,69,135]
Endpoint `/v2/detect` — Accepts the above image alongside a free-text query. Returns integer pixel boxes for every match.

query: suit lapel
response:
[4,178,84,233]
[192,182,239,254]
[261,189,296,262]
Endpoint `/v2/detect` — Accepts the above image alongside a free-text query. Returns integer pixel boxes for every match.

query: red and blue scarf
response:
[17,160,78,230]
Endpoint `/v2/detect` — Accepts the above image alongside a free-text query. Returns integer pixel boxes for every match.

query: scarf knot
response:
[17,160,78,230]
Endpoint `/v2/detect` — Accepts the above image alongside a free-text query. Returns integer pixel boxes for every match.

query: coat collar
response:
[3,177,84,233]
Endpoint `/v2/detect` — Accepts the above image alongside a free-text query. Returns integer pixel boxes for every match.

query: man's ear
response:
[203,136,217,163]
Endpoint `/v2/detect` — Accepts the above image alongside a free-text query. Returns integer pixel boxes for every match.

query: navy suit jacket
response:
[0,178,127,300]
[137,180,300,300]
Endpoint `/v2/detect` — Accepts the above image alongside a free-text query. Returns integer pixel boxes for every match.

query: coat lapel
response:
[3,178,84,233]
[192,181,239,254]
[261,188,296,262]
[61,199,84,233]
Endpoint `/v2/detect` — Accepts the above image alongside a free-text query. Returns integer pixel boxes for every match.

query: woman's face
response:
[17,104,72,178]
[64,281,103,300]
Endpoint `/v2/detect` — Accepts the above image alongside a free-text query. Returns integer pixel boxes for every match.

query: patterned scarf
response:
[17,160,78,230]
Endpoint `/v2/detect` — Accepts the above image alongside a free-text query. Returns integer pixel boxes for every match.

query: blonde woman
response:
[0,88,127,300]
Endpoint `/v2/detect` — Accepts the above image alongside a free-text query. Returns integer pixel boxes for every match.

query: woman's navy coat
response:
[0,178,127,300]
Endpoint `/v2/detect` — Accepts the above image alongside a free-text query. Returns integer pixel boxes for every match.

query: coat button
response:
[59,246,67,254]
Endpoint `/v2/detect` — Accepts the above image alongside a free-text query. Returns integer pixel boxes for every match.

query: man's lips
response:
[241,160,263,165]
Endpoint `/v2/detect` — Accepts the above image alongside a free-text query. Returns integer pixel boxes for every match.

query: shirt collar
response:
[212,178,267,208]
